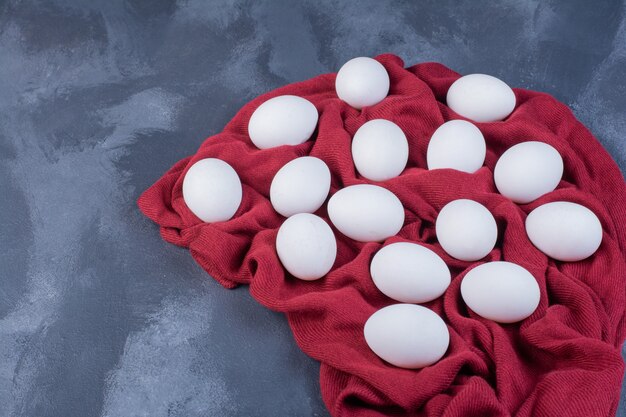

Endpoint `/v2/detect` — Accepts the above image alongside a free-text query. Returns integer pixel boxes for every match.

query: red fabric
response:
[137,54,626,417]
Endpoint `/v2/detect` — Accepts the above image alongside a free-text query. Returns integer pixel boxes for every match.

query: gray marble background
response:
[0,1,624,416]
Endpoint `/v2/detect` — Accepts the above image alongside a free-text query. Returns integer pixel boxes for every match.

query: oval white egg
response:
[364,304,449,369]
[427,120,486,173]
[351,119,408,181]
[276,213,337,281]
[335,57,390,109]
[248,95,318,149]
[182,158,242,223]
[446,74,516,123]
[328,184,404,242]
[461,261,540,323]
[270,157,331,217]
[435,199,498,261]
[525,201,602,261]
[370,242,451,303]
[494,141,563,204]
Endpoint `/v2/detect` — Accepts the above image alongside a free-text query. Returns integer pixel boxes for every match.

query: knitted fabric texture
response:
[138,54,626,417]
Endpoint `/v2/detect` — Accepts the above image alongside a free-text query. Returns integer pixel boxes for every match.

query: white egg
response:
[525,201,602,261]
[327,184,404,242]
[182,158,242,223]
[494,141,563,204]
[270,157,331,217]
[276,213,337,281]
[446,74,516,123]
[426,120,486,173]
[435,199,498,261]
[370,242,451,303]
[248,95,318,149]
[461,261,540,323]
[364,304,449,369]
[351,119,409,181]
[335,57,390,109]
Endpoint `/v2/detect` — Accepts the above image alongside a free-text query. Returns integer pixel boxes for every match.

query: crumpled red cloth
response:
[138,54,626,417]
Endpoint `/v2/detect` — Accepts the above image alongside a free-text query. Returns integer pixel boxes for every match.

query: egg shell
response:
[494,141,564,204]
[435,199,498,261]
[351,119,409,181]
[364,304,449,369]
[525,201,602,261]
[446,74,516,123]
[426,120,486,173]
[461,261,540,323]
[335,57,390,109]
[276,213,337,281]
[248,95,318,149]
[370,242,451,303]
[182,158,242,223]
[328,184,405,242]
[270,157,331,217]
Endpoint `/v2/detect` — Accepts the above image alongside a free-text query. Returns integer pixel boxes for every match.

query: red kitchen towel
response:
[138,54,626,417]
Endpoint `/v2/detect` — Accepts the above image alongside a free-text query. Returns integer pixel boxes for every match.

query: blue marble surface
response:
[0,1,624,416]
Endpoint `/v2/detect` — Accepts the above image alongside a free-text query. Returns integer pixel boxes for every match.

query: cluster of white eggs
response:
[181,57,604,370]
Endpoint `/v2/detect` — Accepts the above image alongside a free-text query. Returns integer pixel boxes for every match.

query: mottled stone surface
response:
[0,1,624,416]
